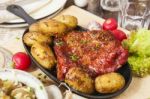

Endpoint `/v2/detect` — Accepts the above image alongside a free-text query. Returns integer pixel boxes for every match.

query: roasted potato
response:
[0,93,11,99]
[95,72,125,93]
[55,15,78,29]
[29,23,39,32]
[38,19,68,37]
[2,80,16,94]
[0,79,2,88]
[23,32,52,46]
[65,67,94,94]
[31,42,56,69]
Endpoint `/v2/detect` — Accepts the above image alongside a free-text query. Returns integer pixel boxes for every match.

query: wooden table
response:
[0,5,150,99]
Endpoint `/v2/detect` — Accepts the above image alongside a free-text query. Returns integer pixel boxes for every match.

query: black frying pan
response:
[7,5,132,99]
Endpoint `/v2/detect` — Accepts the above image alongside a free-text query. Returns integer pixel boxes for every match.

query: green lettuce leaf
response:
[124,29,150,77]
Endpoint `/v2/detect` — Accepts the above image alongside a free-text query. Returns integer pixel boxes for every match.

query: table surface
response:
[65,0,150,29]
[0,5,150,99]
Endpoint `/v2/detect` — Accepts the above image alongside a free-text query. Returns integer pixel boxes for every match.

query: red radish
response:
[103,18,118,30]
[12,52,31,70]
[112,29,127,41]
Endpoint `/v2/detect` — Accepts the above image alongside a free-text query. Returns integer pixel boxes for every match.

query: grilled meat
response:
[54,30,128,80]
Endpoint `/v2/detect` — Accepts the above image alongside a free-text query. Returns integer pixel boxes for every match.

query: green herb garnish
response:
[38,73,42,76]
[16,37,20,40]
[44,75,47,79]
[70,54,79,62]
[56,41,64,46]
[39,86,43,90]
[13,97,17,99]
[27,87,33,93]
[80,40,88,44]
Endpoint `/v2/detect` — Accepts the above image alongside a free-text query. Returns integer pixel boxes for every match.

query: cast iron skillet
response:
[7,5,132,99]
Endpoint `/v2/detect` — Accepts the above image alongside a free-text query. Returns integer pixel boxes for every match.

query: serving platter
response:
[22,26,132,99]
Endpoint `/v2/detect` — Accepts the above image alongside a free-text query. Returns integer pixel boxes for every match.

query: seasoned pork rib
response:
[54,30,128,80]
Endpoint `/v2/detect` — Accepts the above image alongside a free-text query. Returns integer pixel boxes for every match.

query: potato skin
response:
[65,67,94,94]
[55,15,78,29]
[0,94,11,99]
[31,43,56,69]
[23,32,52,46]
[29,15,78,36]
[0,79,2,88]
[38,19,68,37]
[95,72,125,93]
[29,23,39,32]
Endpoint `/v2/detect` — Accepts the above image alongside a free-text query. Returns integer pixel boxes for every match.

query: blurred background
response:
[66,0,150,29]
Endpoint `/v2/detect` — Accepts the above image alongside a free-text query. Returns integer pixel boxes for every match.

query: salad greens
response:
[123,29,150,77]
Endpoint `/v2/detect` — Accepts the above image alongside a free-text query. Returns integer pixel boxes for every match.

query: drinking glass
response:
[118,0,150,30]
[100,0,120,19]
[0,47,13,68]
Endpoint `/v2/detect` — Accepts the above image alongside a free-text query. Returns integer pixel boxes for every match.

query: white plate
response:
[0,7,63,28]
[5,0,67,23]
[0,69,49,99]
[0,0,50,23]
[46,85,63,99]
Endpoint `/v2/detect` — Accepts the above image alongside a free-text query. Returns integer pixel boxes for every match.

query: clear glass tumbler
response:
[118,0,150,31]
[100,0,120,19]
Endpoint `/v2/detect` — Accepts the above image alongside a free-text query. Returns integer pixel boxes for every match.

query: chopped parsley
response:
[15,37,20,40]
[80,40,88,44]
[56,41,64,46]
[38,73,42,76]
[91,43,100,51]
[27,87,34,93]
[70,54,79,62]
[13,97,17,99]
[95,43,100,49]
[44,75,47,79]
[42,50,47,54]
[39,86,43,90]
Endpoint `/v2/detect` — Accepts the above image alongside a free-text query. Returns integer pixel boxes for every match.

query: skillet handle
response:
[7,4,36,25]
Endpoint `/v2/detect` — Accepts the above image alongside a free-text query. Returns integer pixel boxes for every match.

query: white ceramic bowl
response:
[0,69,48,99]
